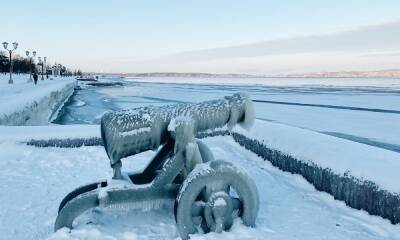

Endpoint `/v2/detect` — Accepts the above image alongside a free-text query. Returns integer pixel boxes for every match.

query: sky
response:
[2,0,400,74]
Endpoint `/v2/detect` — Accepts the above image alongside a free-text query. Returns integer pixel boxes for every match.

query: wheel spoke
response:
[191,201,205,217]
[205,181,229,199]
[214,217,224,233]
[231,197,242,212]
[192,216,203,226]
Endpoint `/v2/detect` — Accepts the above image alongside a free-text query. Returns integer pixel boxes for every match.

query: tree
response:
[0,51,81,76]
[0,51,8,73]
[0,52,37,74]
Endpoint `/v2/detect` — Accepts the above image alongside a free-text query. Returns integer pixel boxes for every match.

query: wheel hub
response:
[204,191,234,232]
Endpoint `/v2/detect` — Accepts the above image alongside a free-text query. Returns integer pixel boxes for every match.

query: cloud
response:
[362,51,400,58]
[154,20,400,62]
[80,20,400,74]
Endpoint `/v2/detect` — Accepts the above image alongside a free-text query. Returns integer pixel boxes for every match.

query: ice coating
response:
[214,198,227,207]
[100,93,254,167]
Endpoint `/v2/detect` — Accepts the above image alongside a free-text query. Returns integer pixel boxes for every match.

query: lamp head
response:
[32,51,36,57]
[2,42,8,50]
[26,51,30,57]
[12,42,18,50]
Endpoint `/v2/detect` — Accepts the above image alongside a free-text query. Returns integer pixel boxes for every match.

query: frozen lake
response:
[55,77,400,153]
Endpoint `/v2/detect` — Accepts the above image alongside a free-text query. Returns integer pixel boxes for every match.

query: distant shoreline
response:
[119,76,400,88]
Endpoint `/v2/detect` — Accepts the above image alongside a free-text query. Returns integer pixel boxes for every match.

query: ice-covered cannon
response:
[55,93,259,239]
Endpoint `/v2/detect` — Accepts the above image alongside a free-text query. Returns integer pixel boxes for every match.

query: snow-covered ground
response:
[0,124,99,143]
[1,133,399,240]
[234,120,400,193]
[0,74,75,125]
[1,76,400,239]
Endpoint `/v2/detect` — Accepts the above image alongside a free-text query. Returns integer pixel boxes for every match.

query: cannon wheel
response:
[174,160,259,240]
[54,189,99,231]
[57,181,105,213]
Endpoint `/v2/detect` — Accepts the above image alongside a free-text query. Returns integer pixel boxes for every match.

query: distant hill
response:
[288,69,400,78]
[94,70,400,78]
[94,72,260,78]
[124,72,260,78]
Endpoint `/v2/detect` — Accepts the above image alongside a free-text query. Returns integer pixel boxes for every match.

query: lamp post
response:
[2,41,18,84]
[38,57,45,80]
[58,64,62,76]
[25,50,36,82]
[44,57,47,79]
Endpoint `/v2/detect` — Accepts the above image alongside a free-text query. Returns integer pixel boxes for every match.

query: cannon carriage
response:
[55,93,259,239]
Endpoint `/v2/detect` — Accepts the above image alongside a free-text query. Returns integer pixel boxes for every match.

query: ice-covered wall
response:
[0,82,75,126]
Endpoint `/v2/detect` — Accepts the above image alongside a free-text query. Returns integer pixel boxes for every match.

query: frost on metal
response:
[55,93,259,240]
[177,162,213,202]
[100,92,255,170]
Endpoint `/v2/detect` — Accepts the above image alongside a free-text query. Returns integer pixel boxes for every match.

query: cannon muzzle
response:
[101,93,254,167]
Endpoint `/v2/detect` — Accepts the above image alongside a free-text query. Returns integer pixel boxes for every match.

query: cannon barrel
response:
[101,93,254,166]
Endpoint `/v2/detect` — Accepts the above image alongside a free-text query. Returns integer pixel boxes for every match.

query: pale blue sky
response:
[2,0,400,73]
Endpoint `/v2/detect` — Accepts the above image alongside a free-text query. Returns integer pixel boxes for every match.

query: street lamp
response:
[44,57,47,79]
[58,64,62,76]
[38,57,45,80]
[38,57,42,80]
[25,50,37,81]
[2,41,18,84]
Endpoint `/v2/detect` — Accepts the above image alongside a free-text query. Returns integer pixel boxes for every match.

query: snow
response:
[0,124,99,143]
[168,116,194,132]
[177,162,213,201]
[0,74,76,125]
[0,134,399,239]
[214,198,227,207]
[237,93,255,130]
[1,76,400,239]
[234,119,400,193]
[254,101,400,147]
[119,126,151,137]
